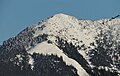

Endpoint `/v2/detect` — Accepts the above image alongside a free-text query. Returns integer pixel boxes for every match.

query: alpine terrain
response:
[0,13,120,76]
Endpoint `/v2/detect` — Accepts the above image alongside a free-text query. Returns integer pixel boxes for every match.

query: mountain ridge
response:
[0,13,120,76]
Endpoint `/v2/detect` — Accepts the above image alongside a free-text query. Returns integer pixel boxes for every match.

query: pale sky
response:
[0,0,120,44]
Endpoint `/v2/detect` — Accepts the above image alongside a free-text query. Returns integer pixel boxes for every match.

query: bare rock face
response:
[0,13,120,76]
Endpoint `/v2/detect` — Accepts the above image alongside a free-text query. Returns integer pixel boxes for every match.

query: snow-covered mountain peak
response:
[52,13,70,18]
[1,13,120,76]
[33,14,120,49]
[36,13,79,28]
[47,13,79,24]
[34,13,80,39]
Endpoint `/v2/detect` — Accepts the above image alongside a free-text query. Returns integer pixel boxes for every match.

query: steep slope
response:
[28,41,89,76]
[0,13,120,76]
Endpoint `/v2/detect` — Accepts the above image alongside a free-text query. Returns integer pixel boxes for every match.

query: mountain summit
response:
[0,14,120,76]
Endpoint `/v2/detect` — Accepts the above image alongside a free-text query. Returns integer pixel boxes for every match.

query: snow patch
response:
[28,41,89,76]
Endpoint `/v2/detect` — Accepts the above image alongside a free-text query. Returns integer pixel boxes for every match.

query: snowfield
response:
[28,41,89,76]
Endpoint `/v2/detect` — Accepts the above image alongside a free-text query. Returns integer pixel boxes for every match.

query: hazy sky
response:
[0,0,120,44]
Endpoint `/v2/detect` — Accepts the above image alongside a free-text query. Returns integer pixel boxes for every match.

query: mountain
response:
[0,13,120,76]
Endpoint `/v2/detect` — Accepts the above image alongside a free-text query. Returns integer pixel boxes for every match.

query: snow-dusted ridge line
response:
[1,13,120,76]
[34,13,120,47]
[30,13,120,75]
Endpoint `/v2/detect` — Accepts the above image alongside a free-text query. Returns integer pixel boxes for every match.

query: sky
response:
[0,0,120,44]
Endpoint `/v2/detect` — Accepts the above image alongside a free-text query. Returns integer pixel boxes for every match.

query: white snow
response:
[28,41,89,76]
[27,13,120,75]
[28,55,34,70]
[33,13,98,46]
